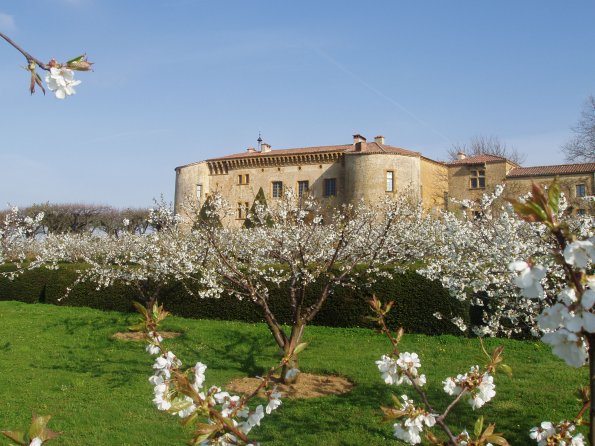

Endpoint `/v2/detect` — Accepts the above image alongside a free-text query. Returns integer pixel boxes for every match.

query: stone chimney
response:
[246,147,257,153]
[353,134,367,152]
[374,135,385,144]
[457,152,467,160]
[261,143,271,153]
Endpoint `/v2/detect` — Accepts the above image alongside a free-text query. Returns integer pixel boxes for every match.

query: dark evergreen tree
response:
[196,195,222,228]
[243,187,274,229]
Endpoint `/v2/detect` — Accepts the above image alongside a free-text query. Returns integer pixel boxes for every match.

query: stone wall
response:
[420,157,448,211]
[447,160,510,205]
[344,153,421,204]
[505,173,595,214]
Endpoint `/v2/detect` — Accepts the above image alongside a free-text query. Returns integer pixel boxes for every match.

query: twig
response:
[0,31,48,70]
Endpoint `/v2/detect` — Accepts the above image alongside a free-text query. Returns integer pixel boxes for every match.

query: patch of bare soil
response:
[227,373,353,399]
[111,331,181,341]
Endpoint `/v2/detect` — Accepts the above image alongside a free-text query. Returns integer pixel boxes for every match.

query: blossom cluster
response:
[45,67,81,99]
[371,296,508,445]
[376,352,426,387]
[510,239,594,367]
[392,395,437,445]
[530,420,584,446]
[443,366,496,410]
[143,303,282,445]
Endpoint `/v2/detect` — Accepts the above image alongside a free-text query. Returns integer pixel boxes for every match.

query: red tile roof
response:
[507,163,595,178]
[446,154,510,165]
[205,142,420,162]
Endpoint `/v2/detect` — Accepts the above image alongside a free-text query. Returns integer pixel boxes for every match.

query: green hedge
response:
[0,264,469,335]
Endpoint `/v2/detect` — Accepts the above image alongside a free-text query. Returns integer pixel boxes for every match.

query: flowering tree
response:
[32,203,216,310]
[188,191,439,384]
[0,31,91,98]
[419,184,593,338]
[506,180,593,445]
[370,296,510,445]
[0,207,44,279]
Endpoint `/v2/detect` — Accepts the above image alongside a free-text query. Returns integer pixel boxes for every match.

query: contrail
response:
[314,47,452,145]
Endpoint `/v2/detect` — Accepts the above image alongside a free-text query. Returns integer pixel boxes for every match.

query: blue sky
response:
[1,0,594,208]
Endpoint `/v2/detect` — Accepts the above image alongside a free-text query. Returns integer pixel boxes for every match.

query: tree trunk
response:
[280,322,305,385]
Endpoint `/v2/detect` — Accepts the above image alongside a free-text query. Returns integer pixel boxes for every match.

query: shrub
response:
[0,263,469,335]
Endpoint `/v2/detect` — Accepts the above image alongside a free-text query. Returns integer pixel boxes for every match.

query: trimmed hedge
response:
[0,264,469,335]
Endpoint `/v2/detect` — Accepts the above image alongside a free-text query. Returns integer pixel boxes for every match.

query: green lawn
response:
[0,300,587,445]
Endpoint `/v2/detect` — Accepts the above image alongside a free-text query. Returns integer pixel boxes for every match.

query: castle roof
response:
[446,154,511,165]
[507,163,595,178]
[205,141,420,162]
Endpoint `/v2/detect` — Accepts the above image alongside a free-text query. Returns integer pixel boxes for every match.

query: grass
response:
[0,300,588,445]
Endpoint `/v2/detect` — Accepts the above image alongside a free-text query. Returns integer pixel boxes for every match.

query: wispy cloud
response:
[0,13,16,32]
[313,47,453,146]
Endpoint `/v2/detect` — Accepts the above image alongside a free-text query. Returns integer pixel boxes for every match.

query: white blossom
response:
[509,261,547,299]
[45,67,81,99]
[563,240,594,269]
[392,395,437,445]
[541,329,588,367]
[530,420,584,446]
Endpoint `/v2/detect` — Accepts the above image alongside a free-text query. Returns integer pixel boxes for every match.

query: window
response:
[272,181,283,198]
[238,174,250,185]
[196,184,202,204]
[323,178,337,197]
[470,169,485,189]
[237,202,250,219]
[298,180,309,197]
[576,184,586,197]
[386,171,394,192]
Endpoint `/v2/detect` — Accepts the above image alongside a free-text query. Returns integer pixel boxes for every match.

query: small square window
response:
[324,178,336,197]
[238,174,250,185]
[470,169,486,189]
[298,180,309,197]
[386,171,394,192]
[272,181,283,198]
[576,184,586,197]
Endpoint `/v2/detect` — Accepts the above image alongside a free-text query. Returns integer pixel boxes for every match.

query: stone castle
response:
[174,134,595,225]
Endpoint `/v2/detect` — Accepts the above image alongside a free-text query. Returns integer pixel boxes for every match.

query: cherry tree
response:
[0,207,44,278]
[187,190,439,384]
[419,184,593,338]
[32,204,215,310]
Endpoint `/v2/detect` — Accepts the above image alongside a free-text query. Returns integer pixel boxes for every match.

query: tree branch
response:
[0,31,49,70]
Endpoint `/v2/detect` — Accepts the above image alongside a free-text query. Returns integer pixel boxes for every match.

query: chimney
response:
[246,147,257,153]
[353,134,367,152]
[261,143,271,153]
[457,152,467,160]
[374,135,385,145]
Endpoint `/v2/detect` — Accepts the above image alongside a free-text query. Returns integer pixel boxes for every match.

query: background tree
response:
[196,195,223,228]
[447,135,526,165]
[562,95,595,163]
[243,187,273,229]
